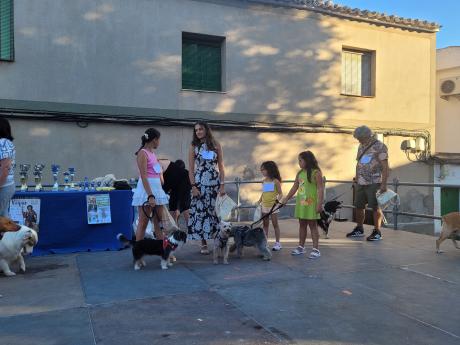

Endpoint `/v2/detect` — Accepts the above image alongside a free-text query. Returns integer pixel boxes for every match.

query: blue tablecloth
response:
[12,190,133,256]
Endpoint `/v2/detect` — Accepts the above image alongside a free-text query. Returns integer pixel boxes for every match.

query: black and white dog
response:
[229,225,272,261]
[317,200,344,238]
[117,230,187,270]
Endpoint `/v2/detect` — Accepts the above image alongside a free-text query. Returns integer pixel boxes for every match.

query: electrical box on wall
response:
[400,139,416,151]
[415,137,426,151]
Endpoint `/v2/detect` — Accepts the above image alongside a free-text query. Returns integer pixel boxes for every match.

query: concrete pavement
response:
[1,220,459,345]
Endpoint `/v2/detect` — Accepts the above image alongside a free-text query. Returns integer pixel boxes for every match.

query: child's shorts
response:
[261,205,280,214]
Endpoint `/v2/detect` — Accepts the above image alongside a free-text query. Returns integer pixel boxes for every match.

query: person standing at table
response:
[0,118,15,217]
[131,128,170,240]
[188,122,226,255]
[160,159,192,225]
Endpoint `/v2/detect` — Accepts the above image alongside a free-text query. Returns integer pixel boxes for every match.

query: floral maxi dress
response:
[188,143,220,240]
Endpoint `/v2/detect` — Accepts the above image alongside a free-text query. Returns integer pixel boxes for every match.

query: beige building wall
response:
[1,0,437,224]
[436,46,460,154]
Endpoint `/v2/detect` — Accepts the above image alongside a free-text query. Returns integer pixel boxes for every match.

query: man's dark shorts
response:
[354,183,380,209]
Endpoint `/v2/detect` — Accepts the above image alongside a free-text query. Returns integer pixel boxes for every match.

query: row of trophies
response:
[17,164,112,192]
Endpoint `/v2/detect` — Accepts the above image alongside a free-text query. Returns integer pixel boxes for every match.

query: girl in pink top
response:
[132,128,170,240]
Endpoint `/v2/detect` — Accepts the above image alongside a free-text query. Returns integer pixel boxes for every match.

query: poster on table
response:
[9,198,41,230]
[86,194,112,224]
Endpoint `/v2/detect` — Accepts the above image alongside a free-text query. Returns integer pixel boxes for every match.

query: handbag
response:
[216,194,237,221]
[376,189,400,210]
[253,205,262,223]
[158,205,179,232]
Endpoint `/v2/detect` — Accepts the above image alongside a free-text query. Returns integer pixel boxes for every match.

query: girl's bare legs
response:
[307,220,319,249]
[153,212,163,240]
[136,206,149,241]
[271,213,281,243]
[262,215,270,238]
[182,209,190,225]
[299,219,308,248]
[171,210,179,223]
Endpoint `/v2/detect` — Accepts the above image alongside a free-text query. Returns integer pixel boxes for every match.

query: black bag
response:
[113,180,132,190]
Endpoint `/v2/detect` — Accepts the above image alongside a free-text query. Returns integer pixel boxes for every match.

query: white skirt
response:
[132,177,169,206]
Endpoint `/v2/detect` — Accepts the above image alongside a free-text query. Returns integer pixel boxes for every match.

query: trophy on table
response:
[128,178,137,189]
[68,167,76,190]
[63,171,70,191]
[19,164,31,192]
[33,164,45,192]
[51,164,60,192]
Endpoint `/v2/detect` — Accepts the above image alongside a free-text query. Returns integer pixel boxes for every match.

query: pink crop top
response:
[140,149,161,178]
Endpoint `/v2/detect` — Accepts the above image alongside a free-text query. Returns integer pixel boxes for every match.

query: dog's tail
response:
[117,233,134,247]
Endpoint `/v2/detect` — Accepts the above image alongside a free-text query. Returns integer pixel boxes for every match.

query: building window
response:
[341,48,374,97]
[0,0,14,61]
[182,32,224,92]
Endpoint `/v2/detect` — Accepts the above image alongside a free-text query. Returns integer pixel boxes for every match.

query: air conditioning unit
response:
[440,76,460,100]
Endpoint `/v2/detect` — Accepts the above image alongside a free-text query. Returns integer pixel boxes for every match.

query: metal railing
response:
[224,177,458,229]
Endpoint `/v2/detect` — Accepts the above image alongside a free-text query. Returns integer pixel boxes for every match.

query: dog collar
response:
[163,238,178,250]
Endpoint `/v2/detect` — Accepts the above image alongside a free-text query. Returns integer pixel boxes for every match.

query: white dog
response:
[213,221,233,265]
[0,226,38,276]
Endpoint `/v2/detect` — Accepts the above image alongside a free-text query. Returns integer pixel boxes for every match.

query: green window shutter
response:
[182,36,222,91]
[0,0,14,61]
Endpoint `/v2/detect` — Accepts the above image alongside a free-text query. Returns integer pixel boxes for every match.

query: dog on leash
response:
[317,200,345,238]
[0,226,38,276]
[213,221,232,265]
[0,216,21,240]
[436,212,460,253]
[230,225,272,261]
[117,230,187,270]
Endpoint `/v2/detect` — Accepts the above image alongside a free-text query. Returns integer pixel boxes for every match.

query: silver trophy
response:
[63,171,70,191]
[128,178,137,189]
[68,167,76,190]
[19,164,31,192]
[33,164,45,192]
[51,164,61,191]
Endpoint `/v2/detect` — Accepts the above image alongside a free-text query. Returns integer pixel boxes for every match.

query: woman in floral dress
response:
[188,122,226,254]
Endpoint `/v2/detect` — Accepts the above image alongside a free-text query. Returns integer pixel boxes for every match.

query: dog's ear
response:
[22,231,33,240]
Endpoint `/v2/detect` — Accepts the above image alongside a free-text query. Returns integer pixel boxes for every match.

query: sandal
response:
[200,245,210,255]
[308,248,321,259]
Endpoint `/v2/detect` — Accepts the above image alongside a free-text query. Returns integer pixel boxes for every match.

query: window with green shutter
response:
[0,0,13,61]
[182,32,224,92]
[341,48,374,97]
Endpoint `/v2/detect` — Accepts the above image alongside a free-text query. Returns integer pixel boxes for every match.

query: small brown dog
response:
[213,221,232,265]
[0,216,21,240]
[436,212,460,253]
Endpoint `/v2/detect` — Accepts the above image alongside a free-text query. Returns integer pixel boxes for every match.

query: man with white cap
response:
[347,125,389,241]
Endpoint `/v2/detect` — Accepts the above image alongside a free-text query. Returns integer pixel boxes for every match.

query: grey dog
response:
[230,225,272,261]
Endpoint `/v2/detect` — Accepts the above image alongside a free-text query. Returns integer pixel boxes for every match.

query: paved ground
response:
[1,220,459,345]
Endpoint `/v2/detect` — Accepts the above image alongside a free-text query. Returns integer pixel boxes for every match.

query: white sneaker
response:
[272,242,282,251]
[291,246,305,255]
[308,248,321,259]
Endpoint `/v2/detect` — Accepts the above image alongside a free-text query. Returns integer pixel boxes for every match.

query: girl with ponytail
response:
[132,128,171,240]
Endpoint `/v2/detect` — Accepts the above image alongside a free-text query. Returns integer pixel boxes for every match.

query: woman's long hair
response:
[191,121,217,151]
[0,118,13,141]
[298,151,320,183]
[135,128,161,155]
[260,161,282,182]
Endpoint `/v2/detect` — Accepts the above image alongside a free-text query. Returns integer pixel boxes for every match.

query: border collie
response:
[117,230,187,270]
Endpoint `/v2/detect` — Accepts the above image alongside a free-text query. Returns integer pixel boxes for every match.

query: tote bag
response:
[216,194,237,221]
